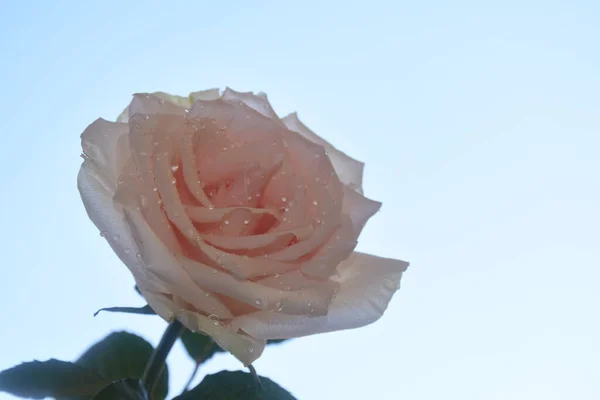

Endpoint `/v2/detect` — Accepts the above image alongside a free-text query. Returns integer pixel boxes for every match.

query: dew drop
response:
[255,299,263,306]
[224,220,229,225]
[99,231,106,237]
[143,114,150,120]
[171,178,177,184]
[124,248,131,254]
[139,151,148,157]
[275,301,283,312]
[136,253,142,259]
[243,219,250,225]
[248,347,255,354]
[171,165,179,172]
[208,205,215,210]
[152,187,158,192]
[153,141,159,146]
[112,234,120,241]
[281,196,287,202]
[312,200,319,206]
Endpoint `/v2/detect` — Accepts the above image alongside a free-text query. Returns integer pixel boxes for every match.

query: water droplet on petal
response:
[171,165,179,172]
[255,299,263,306]
[152,187,158,192]
[208,205,215,210]
[136,253,142,259]
[153,141,159,146]
[171,178,177,184]
[312,200,319,206]
[113,235,120,241]
[224,220,229,225]
[248,347,255,353]
[139,151,148,157]
[281,196,287,202]
[143,114,150,120]
[275,301,283,312]
[124,248,131,254]
[243,219,250,225]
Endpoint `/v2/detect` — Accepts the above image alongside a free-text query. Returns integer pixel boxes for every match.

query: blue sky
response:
[1,1,599,399]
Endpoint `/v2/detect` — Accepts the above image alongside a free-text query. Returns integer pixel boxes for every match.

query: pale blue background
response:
[1,1,599,399]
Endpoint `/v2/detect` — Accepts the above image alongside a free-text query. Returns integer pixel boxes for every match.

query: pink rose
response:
[78,88,409,365]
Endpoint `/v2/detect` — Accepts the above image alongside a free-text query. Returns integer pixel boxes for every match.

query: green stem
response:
[143,321,185,397]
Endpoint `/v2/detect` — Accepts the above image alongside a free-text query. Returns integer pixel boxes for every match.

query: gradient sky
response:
[1,1,599,399]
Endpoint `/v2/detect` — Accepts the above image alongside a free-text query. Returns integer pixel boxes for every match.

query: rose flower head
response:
[78,88,409,365]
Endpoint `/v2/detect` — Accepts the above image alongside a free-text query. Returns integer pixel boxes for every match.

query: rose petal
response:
[186,206,279,224]
[195,239,299,279]
[232,252,409,339]
[176,309,265,366]
[221,87,281,122]
[200,225,313,252]
[78,160,167,293]
[190,88,221,102]
[342,185,382,236]
[178,256,335,316]
[300,216,357,278]
[123,207,233,319]
[282,112,364,192]
[81,118,130,188]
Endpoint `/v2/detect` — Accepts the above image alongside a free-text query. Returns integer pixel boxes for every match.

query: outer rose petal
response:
[117,90,221,123]
[221,87,282,122]
[139,288,265,366]
[81,118,130,189]
[282,112,365,192]
[77,160,168,294]
[231,252,409,339]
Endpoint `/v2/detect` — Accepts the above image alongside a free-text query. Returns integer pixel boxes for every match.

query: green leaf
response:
[92,379,148,400]
[174,371,296,400]
[93,305,156,317]
[76,331,168,400]
[0,359,108,399]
